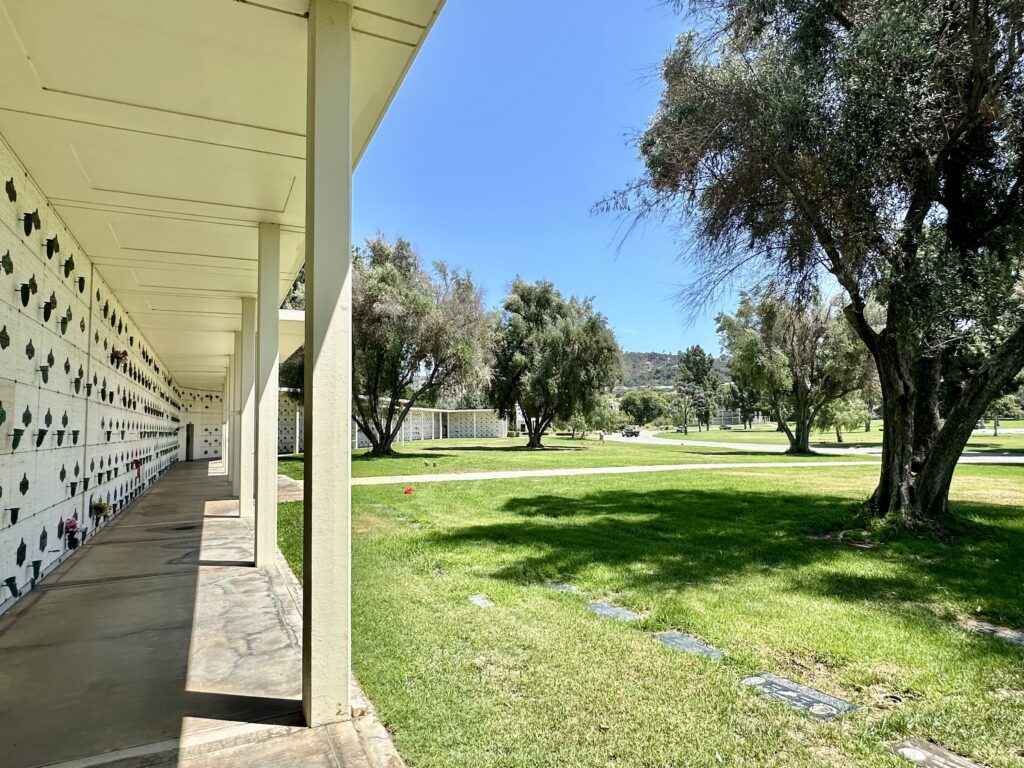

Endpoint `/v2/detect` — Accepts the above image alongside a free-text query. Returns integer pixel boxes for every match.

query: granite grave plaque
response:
[891,738,985,767]
[965,619,1024,648]
[655,630,725,659]
[741,672,856,720]
[469,593,495,608]
[588,601,641,621]
[545,581,576,593]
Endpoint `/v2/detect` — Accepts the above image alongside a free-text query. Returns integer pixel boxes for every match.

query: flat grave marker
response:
[963,619,1024,648]
[544,581,576,593]
[469,593,495,608]
[891,738,986,767]
[655,630,725,660]
[588,601,641,621]
[741,672,856,720]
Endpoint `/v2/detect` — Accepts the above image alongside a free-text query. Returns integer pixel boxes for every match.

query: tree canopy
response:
[676,344,719,430]
[620,389,669,425]
[351,235,489,455]
[718,292,874,452]
[610,0,1024,521]
[488,279,622,448]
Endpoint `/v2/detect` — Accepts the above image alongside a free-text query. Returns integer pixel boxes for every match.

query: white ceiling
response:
[0,0,444,388]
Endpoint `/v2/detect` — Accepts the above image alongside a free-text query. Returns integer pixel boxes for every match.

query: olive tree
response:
[717,292,873,454]
[816,394,872,443]
[352,235,488,456]
[607,0,1024,521]
[488,279,622,448]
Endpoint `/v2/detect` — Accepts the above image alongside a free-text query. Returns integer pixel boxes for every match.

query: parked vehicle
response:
[622,425,641,437]
[675,425,687,433]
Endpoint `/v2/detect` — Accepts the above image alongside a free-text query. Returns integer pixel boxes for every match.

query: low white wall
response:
[277,394,506,454]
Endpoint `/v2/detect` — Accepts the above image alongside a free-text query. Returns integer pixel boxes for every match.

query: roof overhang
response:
[0,0,444,388]
[280,309,306,361]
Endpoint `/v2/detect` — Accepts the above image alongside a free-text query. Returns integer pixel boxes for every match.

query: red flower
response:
[403,487,414,495]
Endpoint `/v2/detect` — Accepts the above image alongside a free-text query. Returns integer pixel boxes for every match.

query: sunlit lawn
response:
[279,464,1024,768]
[277,436,871,480]
[656,423,1024,454]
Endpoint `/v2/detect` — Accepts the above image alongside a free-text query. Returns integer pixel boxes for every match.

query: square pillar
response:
[239,297,257,517]
[255,222,281,566]
[222,374,231,469]
[231,338,242,491]
[303,0,353,727]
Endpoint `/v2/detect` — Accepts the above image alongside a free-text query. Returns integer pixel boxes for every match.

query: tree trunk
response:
[836,426,842,443]
[912,355,942,471]
[354,412,396,457]
[788,390,814,454]
[871,337,917,522]
[914,323,1024,519]
[369,440,394,456]
[773,402,799,452]
[522,411,550,449]
[366,427,396,456]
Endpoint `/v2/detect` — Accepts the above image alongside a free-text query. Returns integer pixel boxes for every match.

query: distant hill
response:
[620,351,680,389]
[620,350,730,389]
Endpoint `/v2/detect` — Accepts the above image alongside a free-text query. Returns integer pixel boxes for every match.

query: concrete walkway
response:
[0,460,394,768]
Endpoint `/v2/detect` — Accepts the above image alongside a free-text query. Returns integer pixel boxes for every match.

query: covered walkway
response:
[0,460,392,768]
[0,0,447,751]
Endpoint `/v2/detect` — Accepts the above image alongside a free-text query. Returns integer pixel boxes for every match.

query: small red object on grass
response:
[403,487,414,495]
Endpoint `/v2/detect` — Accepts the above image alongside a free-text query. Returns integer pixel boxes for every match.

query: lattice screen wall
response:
[278,393,303,454]
[277,393,506,453]
[446,411,504,438]
[0,137,182,614]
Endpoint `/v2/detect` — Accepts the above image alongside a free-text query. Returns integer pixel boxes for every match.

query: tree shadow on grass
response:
[431,487,1024,628]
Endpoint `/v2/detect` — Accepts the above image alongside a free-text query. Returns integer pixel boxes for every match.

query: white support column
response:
[231,338,242,491]
[473,412,478,438]
[303,0,352,727]
[222,375,231,467]
[255,223,281,566]
[239,298,257,517]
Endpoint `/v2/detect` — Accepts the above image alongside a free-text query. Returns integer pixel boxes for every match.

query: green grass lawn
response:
[277,436,870,480]
[278,464,1024,768]
[656,424,1024,454]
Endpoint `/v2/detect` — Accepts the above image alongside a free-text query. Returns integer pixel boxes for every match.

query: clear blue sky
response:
[353,0,731,354]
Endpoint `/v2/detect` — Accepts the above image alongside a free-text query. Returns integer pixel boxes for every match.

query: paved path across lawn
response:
[607,431,1024,464]
[276,432,1021,497]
